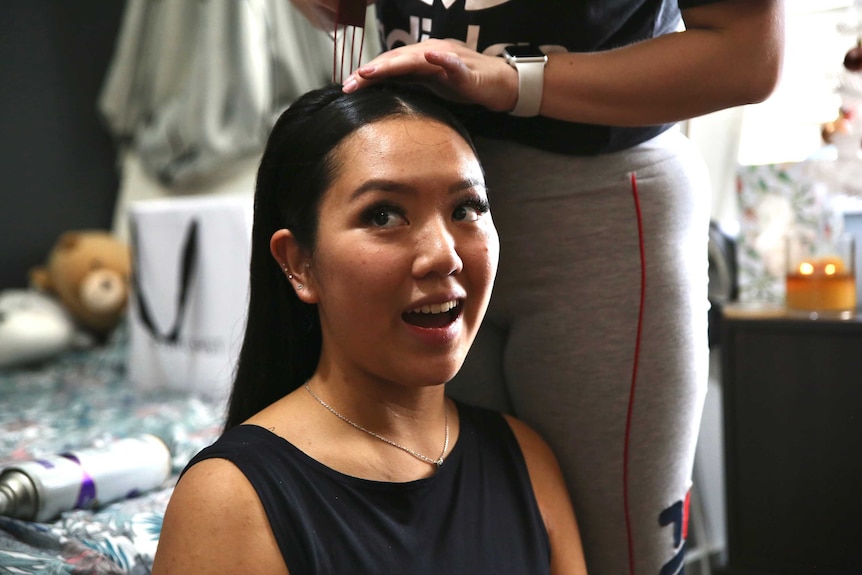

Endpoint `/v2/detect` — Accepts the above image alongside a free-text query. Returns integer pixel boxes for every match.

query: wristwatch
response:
[502,45,548,118]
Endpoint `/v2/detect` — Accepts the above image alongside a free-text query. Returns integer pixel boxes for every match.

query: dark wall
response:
[0,1,126,289]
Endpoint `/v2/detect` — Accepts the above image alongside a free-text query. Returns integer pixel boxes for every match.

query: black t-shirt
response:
[375,0,726,155]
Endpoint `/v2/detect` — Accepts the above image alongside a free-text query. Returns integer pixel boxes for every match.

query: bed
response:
[0,321,225,574]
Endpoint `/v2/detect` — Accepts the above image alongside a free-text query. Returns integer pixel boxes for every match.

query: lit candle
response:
[785,256,856,311]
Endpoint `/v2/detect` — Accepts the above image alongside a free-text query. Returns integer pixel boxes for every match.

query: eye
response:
[452,198,490,222]
[363,204,408,228]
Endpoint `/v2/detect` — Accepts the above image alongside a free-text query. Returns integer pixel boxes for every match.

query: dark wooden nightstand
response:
[716,304,862,575]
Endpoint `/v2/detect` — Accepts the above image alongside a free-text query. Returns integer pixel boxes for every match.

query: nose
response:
[412,217,463,278]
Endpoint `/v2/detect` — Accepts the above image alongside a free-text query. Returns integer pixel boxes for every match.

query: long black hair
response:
[224,83,478,430]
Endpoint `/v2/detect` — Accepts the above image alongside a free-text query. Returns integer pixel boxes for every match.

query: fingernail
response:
[342,76,358,93]
[357,65,376,76]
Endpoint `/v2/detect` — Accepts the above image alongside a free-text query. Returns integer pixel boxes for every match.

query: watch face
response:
[504,45,545,59]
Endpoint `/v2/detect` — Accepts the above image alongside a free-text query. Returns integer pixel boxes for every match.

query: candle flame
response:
[825,263,837,276]
[799,262,814,275]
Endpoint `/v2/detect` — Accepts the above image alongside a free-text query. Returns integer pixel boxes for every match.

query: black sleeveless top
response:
[185,402,551,575]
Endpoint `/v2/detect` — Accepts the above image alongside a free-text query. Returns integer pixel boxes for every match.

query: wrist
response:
[502,45,548,117]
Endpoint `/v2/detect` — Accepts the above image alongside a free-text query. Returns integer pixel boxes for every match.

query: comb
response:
[333,0,367,83]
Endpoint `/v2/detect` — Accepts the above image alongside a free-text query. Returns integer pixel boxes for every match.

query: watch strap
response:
[510,59,546,117]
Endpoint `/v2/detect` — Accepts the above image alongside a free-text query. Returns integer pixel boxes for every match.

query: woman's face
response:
[303,116,499,389]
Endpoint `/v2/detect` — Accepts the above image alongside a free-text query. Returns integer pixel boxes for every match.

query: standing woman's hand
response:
[342,39,520,114]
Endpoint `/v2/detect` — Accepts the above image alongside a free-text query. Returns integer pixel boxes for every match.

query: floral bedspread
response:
[0,323,224,574]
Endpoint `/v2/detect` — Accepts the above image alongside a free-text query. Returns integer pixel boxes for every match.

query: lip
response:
[402,311,463,344]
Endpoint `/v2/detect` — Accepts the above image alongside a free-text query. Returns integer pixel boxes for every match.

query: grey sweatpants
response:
[447,128,711,575]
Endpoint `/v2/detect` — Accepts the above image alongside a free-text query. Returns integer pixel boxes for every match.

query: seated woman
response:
[151,83,587,575]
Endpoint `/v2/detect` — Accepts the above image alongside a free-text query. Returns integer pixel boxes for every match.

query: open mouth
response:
[402,300,461,329]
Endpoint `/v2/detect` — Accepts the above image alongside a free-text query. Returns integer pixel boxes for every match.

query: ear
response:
[29,267,52,292]
[57,232,80,251]
[270,229,318,304]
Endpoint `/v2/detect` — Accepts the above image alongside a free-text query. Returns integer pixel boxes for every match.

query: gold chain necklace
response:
[304,384,449,468]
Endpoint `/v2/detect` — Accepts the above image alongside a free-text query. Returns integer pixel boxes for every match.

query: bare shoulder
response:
[151,458,289,575]
[503,415,589,575]
[503,415,557,472]
[502,415,572,514]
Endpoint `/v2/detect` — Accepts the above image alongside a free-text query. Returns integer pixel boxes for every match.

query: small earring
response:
[287,273,294,280]
[296,283,304,290]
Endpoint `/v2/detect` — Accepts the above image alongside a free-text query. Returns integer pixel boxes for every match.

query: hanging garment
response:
[98,0,379,186]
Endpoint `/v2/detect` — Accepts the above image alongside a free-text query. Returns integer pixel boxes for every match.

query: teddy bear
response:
[0,231,131,369]
[30,230,132,338]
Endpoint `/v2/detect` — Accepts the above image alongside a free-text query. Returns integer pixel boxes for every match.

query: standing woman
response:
[287,1,784,574]
[152,83,587,575]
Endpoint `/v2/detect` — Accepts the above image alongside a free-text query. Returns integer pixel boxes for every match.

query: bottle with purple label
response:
[0,434,172,522]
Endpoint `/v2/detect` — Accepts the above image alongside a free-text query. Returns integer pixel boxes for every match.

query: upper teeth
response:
[409,300,458,314]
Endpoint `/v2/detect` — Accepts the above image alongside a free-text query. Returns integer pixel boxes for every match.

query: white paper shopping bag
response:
[127,195,252,404]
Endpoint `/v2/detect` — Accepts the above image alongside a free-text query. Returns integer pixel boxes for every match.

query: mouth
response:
[402,299,461,329]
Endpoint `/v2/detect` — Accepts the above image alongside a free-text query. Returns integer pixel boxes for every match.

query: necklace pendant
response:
[435,458,443,468]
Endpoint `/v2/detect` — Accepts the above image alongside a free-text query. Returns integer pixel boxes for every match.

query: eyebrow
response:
[349,178,487,201]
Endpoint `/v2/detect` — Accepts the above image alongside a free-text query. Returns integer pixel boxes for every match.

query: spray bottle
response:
[0,434,172,522]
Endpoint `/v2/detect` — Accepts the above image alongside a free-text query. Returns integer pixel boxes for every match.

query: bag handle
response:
[129,218,199,343]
